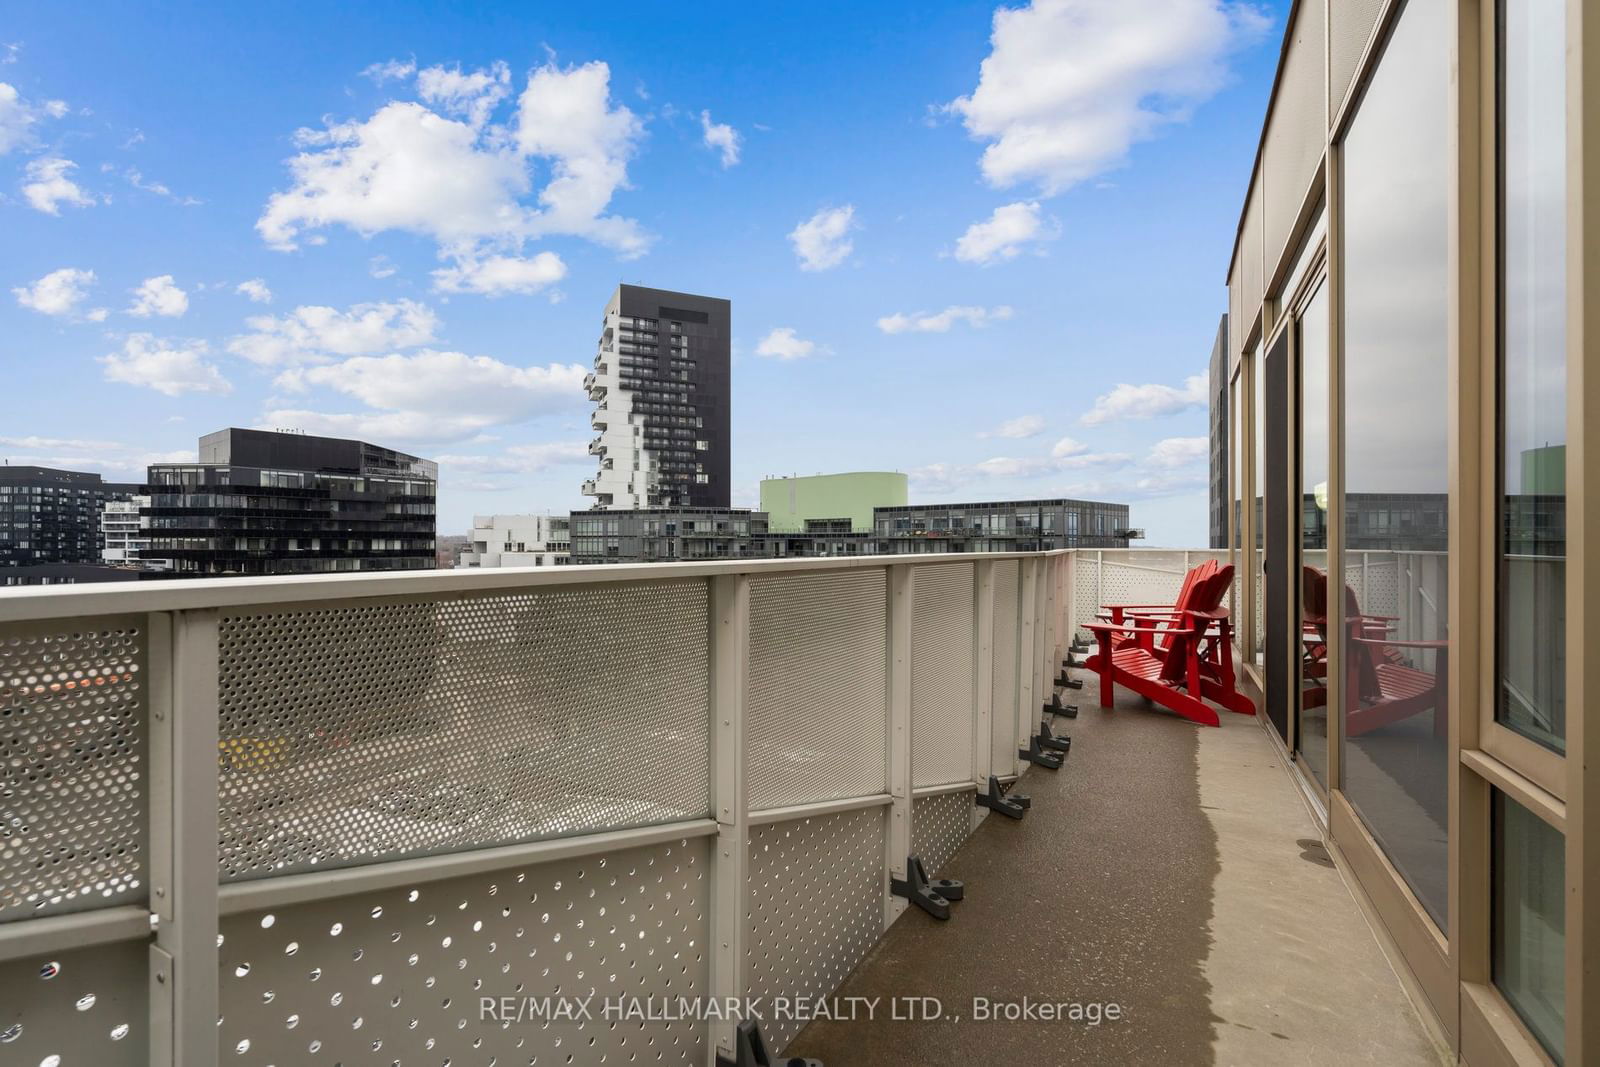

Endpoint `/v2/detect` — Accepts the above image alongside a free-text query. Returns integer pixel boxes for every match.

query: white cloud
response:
[282,350,585,423]
[1051,435,1089,458]
[100,334,231,396]
[236,278,273,304]
[0,435,197,479]
[788,205,856,271]
[13,267,95,316]
[699,109,741,167]
[953,201,1055,265]
[431,251,566,296]
[437,441,590,474]
[948,0,1270,193]
[258,60,648,279]
[416,61,511,127]
[126,275,189,318]
[978,414,1044,440]
[368,255,397,279]
[21,156,94,214]
[265,349,585,445]
[125,168,199,205]
[878,304,1014,334]
[754,327,817,361]
[87,307,109,322]
[362,57,416,83]
[1147,435,1209,468]
[227,298,439,366]
[1081,373,1207,425]
[0,81,67,155]
[909,443,1134,495]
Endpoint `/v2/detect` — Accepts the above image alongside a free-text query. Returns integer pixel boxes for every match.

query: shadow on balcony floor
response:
[785,691,1447,1066]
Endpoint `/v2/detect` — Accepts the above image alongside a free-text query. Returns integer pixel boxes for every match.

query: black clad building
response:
[141,429,437,576]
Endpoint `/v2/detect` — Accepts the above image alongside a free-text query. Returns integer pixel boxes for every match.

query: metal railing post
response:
[148,609,220,1067]
[707,574,751,1065]
[973,560,996,794]
[884,563,913,927]
[1016,559,1038,774]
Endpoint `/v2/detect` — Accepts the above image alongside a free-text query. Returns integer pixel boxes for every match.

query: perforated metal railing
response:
[0,551,1069,1066]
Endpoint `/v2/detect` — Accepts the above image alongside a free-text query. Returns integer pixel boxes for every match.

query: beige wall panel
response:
[1240,178,1265,335]
[1229,254,1244,361]
[1262,0,1328,278]
[1330,0,1387,121]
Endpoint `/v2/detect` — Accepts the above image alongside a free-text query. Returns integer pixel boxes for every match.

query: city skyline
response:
[1,2,1282,543]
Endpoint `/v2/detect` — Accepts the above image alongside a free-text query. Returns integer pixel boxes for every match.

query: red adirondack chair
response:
[1082,562,1256,727]
[1096,558,1220,654]
[1299,566,1444,737]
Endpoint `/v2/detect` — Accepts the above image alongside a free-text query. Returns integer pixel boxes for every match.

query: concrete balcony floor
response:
[787,688,1449,1066]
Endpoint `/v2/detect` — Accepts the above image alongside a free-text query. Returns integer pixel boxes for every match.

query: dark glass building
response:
[0,466,138,572]
[567,497,1131,564]
[141,429,437,576]
[583,284,731,510]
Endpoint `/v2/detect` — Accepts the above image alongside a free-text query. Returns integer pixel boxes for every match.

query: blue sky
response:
[1,1,1281,544]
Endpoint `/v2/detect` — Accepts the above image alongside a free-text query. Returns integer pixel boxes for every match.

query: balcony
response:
[0,550,1442,1065]
[588,435,605,455]
[580,477,598,495]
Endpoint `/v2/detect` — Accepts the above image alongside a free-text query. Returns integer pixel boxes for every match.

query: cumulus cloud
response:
[788,205,855,271]
[416,61,512,127]
[126,275,189,318]
[21,157,94,214]
[13,267,95,316]
[430,251,566,296]
[0,81,67,155]
[978,414,1044,440]
[878,304,1013,334]
[699,110,741,167]
[227,298,439,366]
[0,434,198,479]
[257,59,648,284]
[754,327,817,361]
[362,57,416,83]
[267,350,586,444]
[436,441,590,474]
[1146,435,1209,468]
[953,201,1055,265]
[100,334,231,396]
[236,278,273,304]
[1081,373,1207,425]
[948,0,1270,193]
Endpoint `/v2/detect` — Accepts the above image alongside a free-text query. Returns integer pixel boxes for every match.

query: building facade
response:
[459,514,571,568]
[100,495,170,570]
[0,466,137,569]
[583,284,731,510]
[567,497,1131,565]
[1224,1,1595,1061]
[1209,313,1229,549]
[142,428,437,576]
[759,471,908,531]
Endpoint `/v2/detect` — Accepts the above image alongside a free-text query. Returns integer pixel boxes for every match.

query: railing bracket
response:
[717,1018,823,1067]
[1035,719,1071,753]
[976,774,1029,819]
[1056,672,1085,690]
[891,855,963,920]
[1019,734,1064,769]
[1044,692,1078,719]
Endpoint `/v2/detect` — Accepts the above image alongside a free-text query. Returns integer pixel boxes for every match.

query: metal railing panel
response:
[0,616,149,921]
[745,806,885,1054]
[911,790,976,878]
[990,560,1021,772]
[217,834,711,1064]
[910,562,976,789]
[0,939,148,1062]
[747,569,888,811]
[214,579,711,881]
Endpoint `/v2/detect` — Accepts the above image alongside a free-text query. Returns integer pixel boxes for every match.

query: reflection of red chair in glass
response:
[1300,566,1445,738]
[1082,562,1256,727]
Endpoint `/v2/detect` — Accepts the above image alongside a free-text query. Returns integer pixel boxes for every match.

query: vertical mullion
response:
[885,563,913,927]
[1017,558,1038,774]
[707,573,750,1065]
[148,608,219,1067]
[973,560,996,792]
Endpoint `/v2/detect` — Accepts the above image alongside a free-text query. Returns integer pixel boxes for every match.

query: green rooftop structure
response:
[760,471,908,532]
